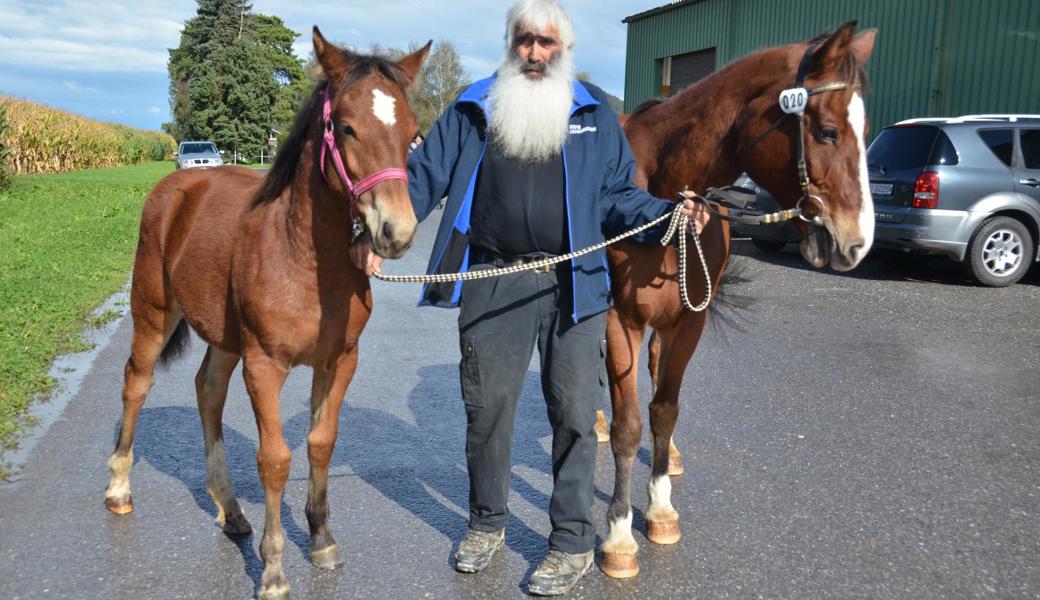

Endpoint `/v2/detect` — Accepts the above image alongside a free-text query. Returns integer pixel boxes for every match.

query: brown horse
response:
[599,22,878,578]
[103,28,430,599]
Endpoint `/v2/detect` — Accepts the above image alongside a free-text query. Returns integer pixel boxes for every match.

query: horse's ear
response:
[810,20,858,76]
[396,41,433,87]
[849,28,878,65]
[313,26,351,84]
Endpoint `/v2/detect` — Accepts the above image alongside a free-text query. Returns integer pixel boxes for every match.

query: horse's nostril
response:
[848,241,865,260]
[382,222,394,242]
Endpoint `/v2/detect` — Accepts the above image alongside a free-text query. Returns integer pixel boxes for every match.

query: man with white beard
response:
[357,0,704,594]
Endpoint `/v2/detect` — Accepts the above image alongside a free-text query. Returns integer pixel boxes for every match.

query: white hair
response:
[489,50,575,162]
[505,0,575,49]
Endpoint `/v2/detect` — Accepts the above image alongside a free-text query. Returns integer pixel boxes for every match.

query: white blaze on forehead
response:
[847,93,875,255]
[372,88,397,126]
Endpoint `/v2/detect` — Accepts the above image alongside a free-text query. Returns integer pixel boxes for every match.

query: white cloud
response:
[0,0,191,73]
[64,79,96,93]
[147,106,161,113]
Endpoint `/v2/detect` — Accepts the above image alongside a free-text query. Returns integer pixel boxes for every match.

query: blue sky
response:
[0,0,666,131]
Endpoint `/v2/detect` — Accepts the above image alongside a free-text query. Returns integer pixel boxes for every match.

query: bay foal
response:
[104,28,430,599]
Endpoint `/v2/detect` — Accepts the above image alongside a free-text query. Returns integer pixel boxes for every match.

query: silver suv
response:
[175,141,223,169]
[869,115,1040,286]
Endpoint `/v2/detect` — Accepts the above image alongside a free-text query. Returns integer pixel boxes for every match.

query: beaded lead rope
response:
[373,202,714,312]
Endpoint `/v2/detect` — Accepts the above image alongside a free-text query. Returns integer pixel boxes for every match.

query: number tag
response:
[779,87,808,114]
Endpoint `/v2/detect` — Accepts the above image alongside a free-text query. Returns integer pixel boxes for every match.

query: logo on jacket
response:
[569,125,597,135]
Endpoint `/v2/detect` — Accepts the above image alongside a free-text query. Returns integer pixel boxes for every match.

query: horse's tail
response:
[707,258,755,338]
[157,318,191,368]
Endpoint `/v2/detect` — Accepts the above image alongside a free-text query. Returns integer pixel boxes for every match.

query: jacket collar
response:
[456,73,600,118]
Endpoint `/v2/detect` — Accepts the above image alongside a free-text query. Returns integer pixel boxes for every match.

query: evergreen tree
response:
[165,0,305,161]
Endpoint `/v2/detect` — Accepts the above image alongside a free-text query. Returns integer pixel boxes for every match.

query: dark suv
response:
[868,115,1040,286]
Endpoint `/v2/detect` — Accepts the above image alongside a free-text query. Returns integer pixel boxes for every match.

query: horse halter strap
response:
[742,43,849,223]
[320,85,408,206]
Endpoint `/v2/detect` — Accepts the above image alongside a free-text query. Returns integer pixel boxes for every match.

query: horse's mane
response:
[629,29,870,128]
[253,51,410,206]
[630,97,665,119]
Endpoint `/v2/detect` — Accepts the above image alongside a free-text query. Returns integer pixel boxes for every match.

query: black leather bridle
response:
[740,43,851,225]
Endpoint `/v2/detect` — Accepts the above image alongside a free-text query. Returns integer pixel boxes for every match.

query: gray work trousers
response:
[458,262,606,554]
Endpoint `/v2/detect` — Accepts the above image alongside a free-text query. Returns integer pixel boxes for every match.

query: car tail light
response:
[913,171,939,209]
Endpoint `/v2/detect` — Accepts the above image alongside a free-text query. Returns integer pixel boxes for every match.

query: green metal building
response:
[623,0,1040,140]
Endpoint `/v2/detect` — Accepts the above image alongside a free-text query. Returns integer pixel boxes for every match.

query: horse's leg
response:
[195,345,250,534]
[243,355,292,600]
[304,346,358,570]
[644,314,705,545]
[105,304,182,514]
[600,310,645,579]
[648,330,683,475]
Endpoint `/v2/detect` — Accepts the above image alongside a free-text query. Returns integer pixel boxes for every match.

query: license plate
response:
[870,183,893,196]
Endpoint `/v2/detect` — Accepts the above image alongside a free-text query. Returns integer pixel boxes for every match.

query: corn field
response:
[0,96,177,175]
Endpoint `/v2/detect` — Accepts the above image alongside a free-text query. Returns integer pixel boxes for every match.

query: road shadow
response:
[128,361,638,592]
[129,405,312,590]
[328,363,565,572]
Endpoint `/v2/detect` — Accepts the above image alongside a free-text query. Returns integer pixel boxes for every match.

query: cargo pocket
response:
[459,334,484,407]
[598,338,608,388]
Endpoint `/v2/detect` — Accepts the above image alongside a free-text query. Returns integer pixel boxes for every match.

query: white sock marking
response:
[372,89,397,126]
[646,475,676,522]
[603,510,637,553]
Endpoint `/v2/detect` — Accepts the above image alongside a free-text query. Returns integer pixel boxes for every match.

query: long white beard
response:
[488,51,575,162]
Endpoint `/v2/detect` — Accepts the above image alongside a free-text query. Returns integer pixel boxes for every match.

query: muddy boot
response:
[454,528,505,573]
[527,549,594,596]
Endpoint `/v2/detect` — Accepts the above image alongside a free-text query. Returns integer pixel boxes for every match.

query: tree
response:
[413,41,469,133]
[167,0,306,160]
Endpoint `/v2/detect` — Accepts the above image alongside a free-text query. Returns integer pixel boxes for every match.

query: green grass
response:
[0,161,175,475]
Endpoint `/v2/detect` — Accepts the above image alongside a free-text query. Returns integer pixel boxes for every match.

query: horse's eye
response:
[819,127,839,142]
[341,124,356,138]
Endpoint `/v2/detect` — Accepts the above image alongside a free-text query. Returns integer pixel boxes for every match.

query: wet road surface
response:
[2,211,1039,599]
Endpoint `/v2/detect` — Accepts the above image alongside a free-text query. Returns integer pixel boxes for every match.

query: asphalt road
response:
[2,210,1039,600]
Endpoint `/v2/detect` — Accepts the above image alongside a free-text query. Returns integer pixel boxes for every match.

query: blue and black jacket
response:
[407,75,675,323]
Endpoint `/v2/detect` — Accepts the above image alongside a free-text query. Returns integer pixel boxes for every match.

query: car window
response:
[928,130,959,166]
[180,143,217,154]
[977,129,1014,167]
[1021,129,1040,170]
[866,126,939,171]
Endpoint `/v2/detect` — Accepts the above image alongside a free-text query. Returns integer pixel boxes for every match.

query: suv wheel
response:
[965,217,1034,287]
[752,238,786,253]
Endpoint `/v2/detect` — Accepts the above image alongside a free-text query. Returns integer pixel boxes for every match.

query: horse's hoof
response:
[310,544,344,570]
[594,411,610,443]
[105,495,133,514]
[667,454,684,476]
[257,581,289,600]
[646,519,681,545]
[600,551,639,578]
[222,512,253,536]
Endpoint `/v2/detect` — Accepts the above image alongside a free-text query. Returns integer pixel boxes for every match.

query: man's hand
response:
[349,232,384,277]
[678,191,711,235]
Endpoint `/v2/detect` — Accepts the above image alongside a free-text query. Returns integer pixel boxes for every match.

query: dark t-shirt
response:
[469,137,568,256]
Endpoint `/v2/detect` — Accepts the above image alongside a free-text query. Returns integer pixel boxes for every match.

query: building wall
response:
[624,0,1040,139]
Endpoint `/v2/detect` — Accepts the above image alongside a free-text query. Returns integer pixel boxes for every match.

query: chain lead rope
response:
[372,203,712,311]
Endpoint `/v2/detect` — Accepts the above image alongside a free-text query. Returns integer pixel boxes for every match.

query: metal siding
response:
[624,0,1040,140]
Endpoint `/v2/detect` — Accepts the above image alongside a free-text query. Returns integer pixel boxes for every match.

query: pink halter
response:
[320,85,408,206]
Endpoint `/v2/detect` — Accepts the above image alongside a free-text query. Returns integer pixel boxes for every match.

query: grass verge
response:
[0,161,174,477]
